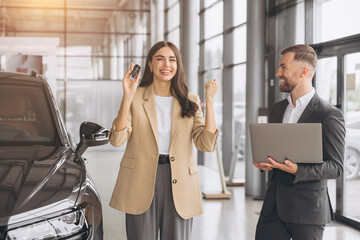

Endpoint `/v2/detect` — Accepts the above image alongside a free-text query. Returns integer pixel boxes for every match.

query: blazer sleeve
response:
[191,95,219,152]
[293,107,345,183]
[109,103,133,147]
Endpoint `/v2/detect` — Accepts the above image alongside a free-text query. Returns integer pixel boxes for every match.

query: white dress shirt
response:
[154,95,173,154]
[282,88,315,123]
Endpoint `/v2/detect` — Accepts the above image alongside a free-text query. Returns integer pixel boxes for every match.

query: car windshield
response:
[0,84,60,146]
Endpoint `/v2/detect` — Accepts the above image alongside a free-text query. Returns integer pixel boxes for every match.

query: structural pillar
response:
[180,0,199,93]
[245,0,266,197]
[197,0,206,165]
[222,0,235,175]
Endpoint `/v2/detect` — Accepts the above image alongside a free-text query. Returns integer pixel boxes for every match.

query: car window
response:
[0,84,60,146]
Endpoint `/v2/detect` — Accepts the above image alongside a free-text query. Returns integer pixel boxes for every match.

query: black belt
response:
[158,155,170,164]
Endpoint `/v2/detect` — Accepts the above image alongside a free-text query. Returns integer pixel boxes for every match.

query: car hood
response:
[0,146,84,226]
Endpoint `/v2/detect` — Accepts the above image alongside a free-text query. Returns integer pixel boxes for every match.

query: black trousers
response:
[255,207,324,240]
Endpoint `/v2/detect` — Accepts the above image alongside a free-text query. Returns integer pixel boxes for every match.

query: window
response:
[233,26,247,64]
[315,57,337,105]
[344,52,360,222]
[314,0,360,43]
[200,1,224,167]
[204,2,223,39]
[200,0,247,179]
[204,36,223,69]
[233,0,247,26]
[165,0,180,47]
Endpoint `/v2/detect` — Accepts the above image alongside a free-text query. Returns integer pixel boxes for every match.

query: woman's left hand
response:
[205,79,218,101]
[204,79,218,134]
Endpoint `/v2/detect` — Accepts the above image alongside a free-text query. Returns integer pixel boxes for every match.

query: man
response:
[253,44,345,240]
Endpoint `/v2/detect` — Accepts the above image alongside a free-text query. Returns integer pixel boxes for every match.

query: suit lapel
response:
[273,99,288,123]
[143,85,159,147]
[169,97,182,150]
[297,93,319,123]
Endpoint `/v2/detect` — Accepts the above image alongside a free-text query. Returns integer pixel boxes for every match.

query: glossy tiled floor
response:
[84,151,360,240]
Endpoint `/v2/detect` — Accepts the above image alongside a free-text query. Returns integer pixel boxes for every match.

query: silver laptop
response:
[249,123,323,163]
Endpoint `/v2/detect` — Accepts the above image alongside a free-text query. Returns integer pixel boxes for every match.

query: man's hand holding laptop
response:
[253,157,298,174]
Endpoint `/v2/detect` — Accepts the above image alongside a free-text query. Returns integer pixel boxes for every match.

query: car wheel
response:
[345,148,360,180]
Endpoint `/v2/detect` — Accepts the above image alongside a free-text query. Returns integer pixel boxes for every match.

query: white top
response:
[154,95,173,154]
[282,88,315,123]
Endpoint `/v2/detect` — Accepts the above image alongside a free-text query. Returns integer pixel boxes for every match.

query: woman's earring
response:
[150,68,153,73]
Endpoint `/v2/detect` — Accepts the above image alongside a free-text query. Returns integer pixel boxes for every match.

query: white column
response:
[222,0,234,175]
[245,0,266,197]
[180,0,199,94]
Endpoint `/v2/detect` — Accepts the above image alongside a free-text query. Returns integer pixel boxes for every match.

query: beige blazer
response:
[109,84,219,219]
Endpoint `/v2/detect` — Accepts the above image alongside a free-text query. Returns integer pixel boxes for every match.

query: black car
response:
[0,72,108,239]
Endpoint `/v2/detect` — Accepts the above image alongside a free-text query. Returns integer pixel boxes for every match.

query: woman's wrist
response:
[205,97,214,106]
[122,95,133,106]
[117,97,131,117]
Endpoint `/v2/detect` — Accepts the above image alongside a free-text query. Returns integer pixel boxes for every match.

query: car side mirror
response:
[75,121,109,157]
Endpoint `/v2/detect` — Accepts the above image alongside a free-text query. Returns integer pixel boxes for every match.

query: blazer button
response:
[172,179,177,184]
[170,157,175,161]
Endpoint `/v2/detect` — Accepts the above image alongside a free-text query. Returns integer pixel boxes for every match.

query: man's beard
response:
[279,77,296,93]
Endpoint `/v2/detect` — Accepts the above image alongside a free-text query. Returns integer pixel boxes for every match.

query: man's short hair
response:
[281,44,317,70]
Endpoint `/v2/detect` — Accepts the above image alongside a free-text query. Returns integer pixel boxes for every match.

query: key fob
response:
[130,64,141,80]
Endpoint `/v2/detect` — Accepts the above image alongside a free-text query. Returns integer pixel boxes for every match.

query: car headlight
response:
[7,209,88,240]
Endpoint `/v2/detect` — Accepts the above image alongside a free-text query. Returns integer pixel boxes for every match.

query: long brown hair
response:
[139,41,198,118]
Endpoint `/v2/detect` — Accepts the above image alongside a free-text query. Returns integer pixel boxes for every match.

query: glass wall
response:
[0,0,150,149]
[165,0,180,47]
[344,52,360,222]
[199,0,247,179]
[200,0,223,168]
[316,57,337,105]
[232,0,247,180]
[313,0,360,229]
[314,0,360,43]
[315,57,338,208]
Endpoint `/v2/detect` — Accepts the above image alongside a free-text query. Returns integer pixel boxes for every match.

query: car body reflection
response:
[0,72,108,239]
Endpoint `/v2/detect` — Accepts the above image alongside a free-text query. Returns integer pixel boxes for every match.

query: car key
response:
[130,64,141,80]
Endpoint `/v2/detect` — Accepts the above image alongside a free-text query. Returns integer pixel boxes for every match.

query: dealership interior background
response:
[1,0,360,239]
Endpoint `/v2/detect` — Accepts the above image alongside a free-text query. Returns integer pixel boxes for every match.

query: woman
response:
[109,41,218,240]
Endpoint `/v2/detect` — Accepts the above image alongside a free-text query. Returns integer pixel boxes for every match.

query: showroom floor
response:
[84,151,360,240]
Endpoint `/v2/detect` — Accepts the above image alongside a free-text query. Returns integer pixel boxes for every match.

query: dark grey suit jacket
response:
[260,93,346,225]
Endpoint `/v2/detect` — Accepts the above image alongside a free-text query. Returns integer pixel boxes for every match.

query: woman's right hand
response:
[123,63,141,101]
[114,64,141,132]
